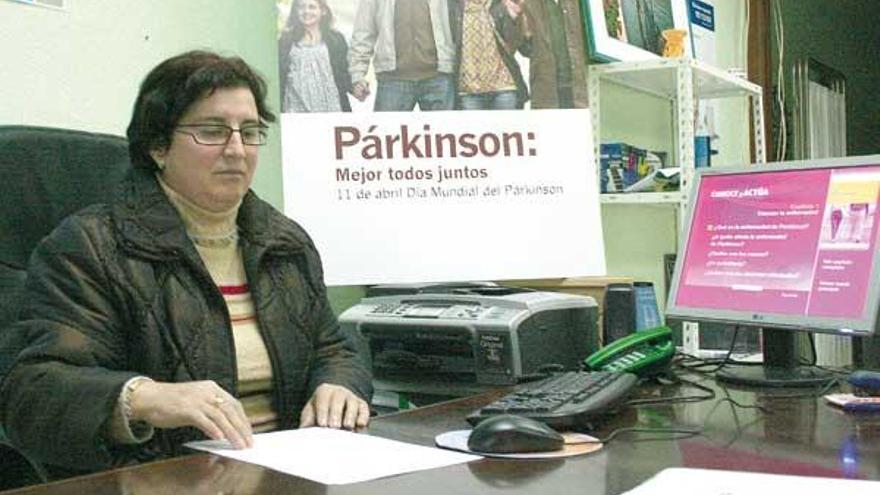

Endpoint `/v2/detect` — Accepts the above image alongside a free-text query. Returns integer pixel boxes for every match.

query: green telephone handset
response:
[584,326,675,377]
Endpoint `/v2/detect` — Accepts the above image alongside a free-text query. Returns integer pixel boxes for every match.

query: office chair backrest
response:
[0,125,131,329]
[0,125,131,489]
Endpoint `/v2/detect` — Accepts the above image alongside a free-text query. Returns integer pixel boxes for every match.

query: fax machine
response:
[339,289,598,385]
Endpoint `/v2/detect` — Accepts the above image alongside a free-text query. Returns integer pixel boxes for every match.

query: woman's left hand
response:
[502,0,522,18]
[298,383,370,430]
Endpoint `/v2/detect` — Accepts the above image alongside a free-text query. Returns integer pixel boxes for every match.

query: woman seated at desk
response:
[0,51,372,478]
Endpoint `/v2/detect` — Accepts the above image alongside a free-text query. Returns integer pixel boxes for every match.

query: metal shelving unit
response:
[590,59,767,348]
[589,58,766,209]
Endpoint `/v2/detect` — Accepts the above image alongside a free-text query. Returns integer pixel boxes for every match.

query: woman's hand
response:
[130,380,253,449]
[502,0,522,18]
[299,383,370,430]
[352,81,371,101]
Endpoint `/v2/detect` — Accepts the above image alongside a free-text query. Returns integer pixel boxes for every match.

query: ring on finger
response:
[211,395,227,407]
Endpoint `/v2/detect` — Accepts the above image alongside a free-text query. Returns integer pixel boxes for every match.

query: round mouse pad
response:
[434,430,603,459]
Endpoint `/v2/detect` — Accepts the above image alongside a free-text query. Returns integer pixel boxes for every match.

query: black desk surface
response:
[7,373,880,494]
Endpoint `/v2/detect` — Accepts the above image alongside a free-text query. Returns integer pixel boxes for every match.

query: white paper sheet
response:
[624,468,880,495]
[185,427,482,485]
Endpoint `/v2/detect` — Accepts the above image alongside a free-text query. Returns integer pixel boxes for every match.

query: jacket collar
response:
[112,167,306,260]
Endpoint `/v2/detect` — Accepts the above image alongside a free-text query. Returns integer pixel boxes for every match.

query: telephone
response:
[583,326,674,377]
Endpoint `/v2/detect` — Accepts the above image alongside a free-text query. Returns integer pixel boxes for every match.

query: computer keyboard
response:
[467,371,639,429]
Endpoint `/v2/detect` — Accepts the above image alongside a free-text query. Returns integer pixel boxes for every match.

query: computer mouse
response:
[467,414,564,454]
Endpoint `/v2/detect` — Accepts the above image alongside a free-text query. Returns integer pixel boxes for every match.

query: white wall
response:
[0,0,284,207]
[600,0,753,310]
[711,0,751,168]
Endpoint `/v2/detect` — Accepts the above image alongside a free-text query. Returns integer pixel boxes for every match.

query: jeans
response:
[374,74,455,111]
[459,91,519,110]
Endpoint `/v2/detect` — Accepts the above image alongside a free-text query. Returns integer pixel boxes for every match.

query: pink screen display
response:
[675,165,880,319]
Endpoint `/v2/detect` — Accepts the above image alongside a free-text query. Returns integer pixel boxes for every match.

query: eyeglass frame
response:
[174,123,269,146]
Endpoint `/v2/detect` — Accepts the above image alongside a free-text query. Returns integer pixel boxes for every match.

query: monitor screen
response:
[667,156,880,336]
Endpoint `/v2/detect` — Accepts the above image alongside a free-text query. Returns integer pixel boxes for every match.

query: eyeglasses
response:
[175,124,268,146]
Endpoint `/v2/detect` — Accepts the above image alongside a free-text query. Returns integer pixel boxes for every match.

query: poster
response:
[585,0,691,61]
[276,0,604,285]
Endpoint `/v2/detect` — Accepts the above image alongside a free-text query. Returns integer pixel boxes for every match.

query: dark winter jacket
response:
[518,0,577,109]
[0,166,372,475]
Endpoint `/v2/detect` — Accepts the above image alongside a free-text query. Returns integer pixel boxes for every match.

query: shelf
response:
[589,58,766,335]
[600,192,683,205]
[589,58,762,100]
[589,57,766,211]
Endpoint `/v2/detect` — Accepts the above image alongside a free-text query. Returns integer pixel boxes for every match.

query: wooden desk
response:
[8,375,880,494]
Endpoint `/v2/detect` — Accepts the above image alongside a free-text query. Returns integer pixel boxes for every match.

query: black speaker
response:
[603,283,635,345]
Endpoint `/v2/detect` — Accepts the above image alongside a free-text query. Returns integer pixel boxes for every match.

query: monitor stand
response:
[716,328,835,388]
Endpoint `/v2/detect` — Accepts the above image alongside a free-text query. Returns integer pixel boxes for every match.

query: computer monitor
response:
[666,155,880,387]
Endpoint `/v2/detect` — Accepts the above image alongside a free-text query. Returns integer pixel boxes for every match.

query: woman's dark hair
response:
[281,0,335,43]
[126,50,277,171]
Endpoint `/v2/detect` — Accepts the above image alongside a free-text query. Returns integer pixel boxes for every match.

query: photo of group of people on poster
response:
[819,173,880,250]
[276,0,590,113]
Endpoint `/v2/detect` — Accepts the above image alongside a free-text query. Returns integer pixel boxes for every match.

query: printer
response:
[339,288,598,385]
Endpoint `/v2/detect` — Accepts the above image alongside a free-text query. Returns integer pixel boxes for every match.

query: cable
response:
[675,353,762,372]
[795,332,856,376]
[710,387,768,448]
[773,0,787,161]
[595,426,702,444]
[674,325,839,381]
[715,396,769,413]
[626,373,716,406]
[516,363,568,382]
[811,363,852,376]
[628,371,774,414]
[716,385,769,415]
[801,333,818,366]
[674,325,744,375]
[757,375,842,400]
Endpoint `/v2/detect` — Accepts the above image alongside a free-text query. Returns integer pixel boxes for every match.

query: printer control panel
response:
[370,302,493,320]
